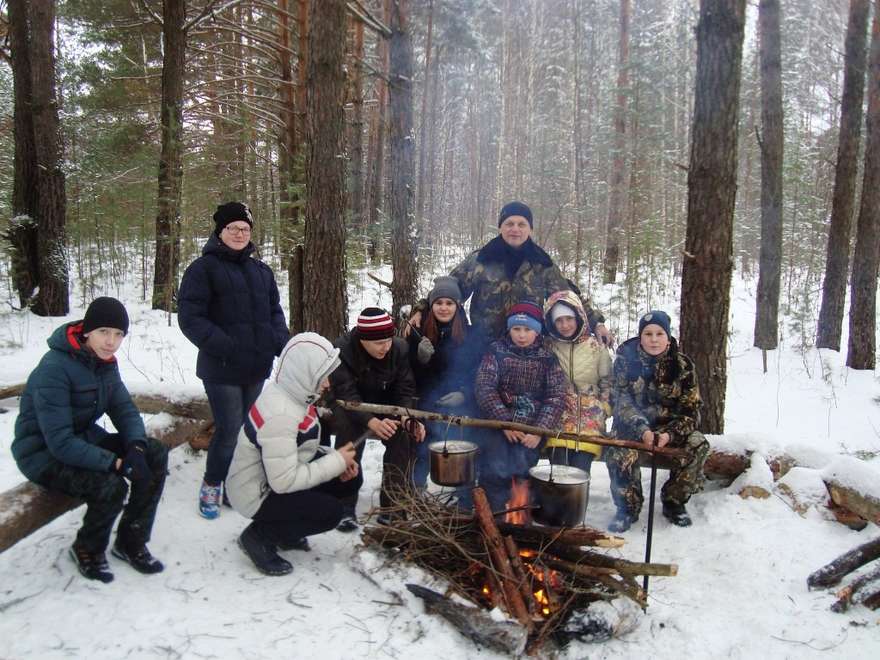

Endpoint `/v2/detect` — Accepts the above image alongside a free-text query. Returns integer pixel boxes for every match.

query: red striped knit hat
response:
[356,307,395,340]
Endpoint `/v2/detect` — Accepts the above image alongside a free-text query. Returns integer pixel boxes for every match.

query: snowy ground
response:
[0,275,879,659]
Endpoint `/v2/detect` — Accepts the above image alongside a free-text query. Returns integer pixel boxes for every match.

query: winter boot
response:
[276,537,311,552]
[69,546,114,583]
[111,541,165,574]
[662,501,692,527]
[608,510,637,534]
[336,506,359,533]
[199,480,221,519]
[238,523,293,576]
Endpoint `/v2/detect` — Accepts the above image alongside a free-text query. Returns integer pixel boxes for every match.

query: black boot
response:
[608,510,637,533]
[69,546,114,583]
[276,537,311,552]
[336,505,359,533]
[111,541,164,574]
[662,502,692,527]
[238,523,293,576]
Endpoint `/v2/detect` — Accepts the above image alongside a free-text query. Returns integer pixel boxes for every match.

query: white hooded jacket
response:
[226,333,347,518]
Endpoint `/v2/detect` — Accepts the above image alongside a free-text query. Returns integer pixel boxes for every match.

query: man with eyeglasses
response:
[178,202,290,520]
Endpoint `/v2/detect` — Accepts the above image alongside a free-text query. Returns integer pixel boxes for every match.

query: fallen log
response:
[406,583,528,655]
[0,383,212,421]
[807,536,880,589]
[827,483,880,526]
[495,521,625,550]
[0,418,212,554]
[335,400,689,459]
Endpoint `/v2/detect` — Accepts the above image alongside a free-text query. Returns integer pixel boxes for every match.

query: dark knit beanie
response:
[506,301,544,334]
[428,276,463,306]
[356,307,395,340]
[83,297,130,335]
[498,201,534,228]
[638,310,672,338]
[213,202,254,235]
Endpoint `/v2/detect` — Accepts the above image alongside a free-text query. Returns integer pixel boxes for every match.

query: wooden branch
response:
[827,482,880,526]
[347,0,392,37]
[366,272,393,289]
[335,400,688,459]
[136,0,163,26]
[831,564,880,613]
[185,0,247,32]
[0,418,211,554]
[472,488,533,631]
[405,584,527,655]
[495,521,625,550]
[808,536,880,589]
[504,536,536,616]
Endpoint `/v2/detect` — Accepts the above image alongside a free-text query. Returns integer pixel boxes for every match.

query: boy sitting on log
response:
[605,311,709,532]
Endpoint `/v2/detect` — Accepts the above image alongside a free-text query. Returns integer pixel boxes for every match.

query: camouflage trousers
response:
[33,435,168,553]
[604,431,710,517]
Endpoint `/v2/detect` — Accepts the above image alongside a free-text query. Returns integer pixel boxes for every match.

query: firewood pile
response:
[808,535,880,612]
[360,485,677,654]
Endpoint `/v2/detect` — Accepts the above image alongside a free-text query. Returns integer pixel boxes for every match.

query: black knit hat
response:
[428,276,463,306]
[83,297,130,335]
[638,310,672,338]
[213,202,254,235]
[355,307,395,340]
[498,201,533,228]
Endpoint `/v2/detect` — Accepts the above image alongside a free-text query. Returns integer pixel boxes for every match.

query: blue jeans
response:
[203,381,263,485]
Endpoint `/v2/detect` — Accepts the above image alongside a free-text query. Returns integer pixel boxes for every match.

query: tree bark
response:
[679,0,747,434]
[603,0,631,284]
[29,0,69,316]
[151,0,186,312]
[847,0,880,369]
[349,19,366,229]
[753,0,784,350]
[303,0,348,338]
[817,0,870,351]
[5,0,40,308]
[415,0,434,228]
[388,0,417,318]
[365,1,389,262]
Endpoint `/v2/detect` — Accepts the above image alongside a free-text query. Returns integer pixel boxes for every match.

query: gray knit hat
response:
[428,276,463,306]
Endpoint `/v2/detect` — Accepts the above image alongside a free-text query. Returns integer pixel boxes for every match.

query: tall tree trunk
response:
[680,0,747,434]
[603,0,631,284]
[277,0,296,226]
[365,0,390,263]
[152,0,186,312]
[753,0,785,350]
[846,0,880,369]
[303,0,348,338]
[29,0,68,316]
[348,19,366,230]
[5,0,40,308]
[415,0,434,228]
[388,0,417,318]
[817,0,870,351]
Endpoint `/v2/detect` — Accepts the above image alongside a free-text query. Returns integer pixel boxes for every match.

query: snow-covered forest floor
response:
[0,270,878,659]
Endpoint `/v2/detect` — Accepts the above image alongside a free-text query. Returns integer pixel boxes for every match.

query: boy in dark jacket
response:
[178,202,289,519]
[606,311,709,532]
[12,298,168,583]
[474,301,568,513]
[327,308,425,531]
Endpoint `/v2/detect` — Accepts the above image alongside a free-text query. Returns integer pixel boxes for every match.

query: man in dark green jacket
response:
[12,297,168,583]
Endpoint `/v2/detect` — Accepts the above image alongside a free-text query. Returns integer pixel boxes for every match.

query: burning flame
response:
[505,478,531,524]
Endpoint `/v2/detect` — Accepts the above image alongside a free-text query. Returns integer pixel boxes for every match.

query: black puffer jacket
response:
[178,235,289,384]
[329,333,418,431]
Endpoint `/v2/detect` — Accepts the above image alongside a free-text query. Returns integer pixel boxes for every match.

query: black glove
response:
[118,443,151,482]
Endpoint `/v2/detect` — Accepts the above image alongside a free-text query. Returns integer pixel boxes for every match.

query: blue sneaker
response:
[199,481,221,519]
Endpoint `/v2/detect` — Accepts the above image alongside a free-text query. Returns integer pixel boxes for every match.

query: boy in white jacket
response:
[226,333,358,575]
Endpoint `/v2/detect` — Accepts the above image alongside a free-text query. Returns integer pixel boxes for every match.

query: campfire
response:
[361,483,678,655]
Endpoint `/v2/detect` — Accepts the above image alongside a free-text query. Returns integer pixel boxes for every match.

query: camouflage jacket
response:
[610,336,701,445]
[450,236,601,347]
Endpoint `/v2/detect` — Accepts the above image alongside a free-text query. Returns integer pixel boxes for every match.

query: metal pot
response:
[429,440,478,487]
[528,463,590,527]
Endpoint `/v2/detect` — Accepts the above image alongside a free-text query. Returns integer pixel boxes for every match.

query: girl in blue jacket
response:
[12,297,168,583]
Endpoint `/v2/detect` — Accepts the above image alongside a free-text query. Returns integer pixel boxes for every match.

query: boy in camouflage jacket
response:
[606,311,709,532]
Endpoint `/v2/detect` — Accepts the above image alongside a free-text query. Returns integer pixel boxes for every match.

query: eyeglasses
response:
[225,225,251,236]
